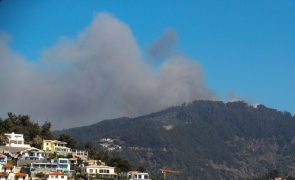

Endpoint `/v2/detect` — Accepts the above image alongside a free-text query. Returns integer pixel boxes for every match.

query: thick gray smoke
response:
[0,13,215,129]
[148,29,178,59]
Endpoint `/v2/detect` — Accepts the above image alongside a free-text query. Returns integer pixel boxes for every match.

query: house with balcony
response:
[4,132,31,148]
[21,148,46,160]
[30,158,71,173]
[84,165,117,179]
[42,140,71,156]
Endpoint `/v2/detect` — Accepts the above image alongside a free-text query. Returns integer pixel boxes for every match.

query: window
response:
[99,169,110,173]
[56,176,58,178]
[89,169,93,173]
[51,176,54,178]
[61,176,64,178]
[144,175,148,179]
[138,175,142,179]
[59,160,68,163]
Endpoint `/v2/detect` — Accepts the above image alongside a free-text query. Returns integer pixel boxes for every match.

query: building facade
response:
[21,148,46,160]
[30,158,71,173]
[71,150,88,160]
[42,140,71,155]
[4,132,31,148]
[128,171,151,180]
[85,165,116,178]
[46,172,68,180]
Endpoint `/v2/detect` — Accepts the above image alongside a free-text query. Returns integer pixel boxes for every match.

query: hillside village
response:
[0,132,151,180]
[1,102,295,179]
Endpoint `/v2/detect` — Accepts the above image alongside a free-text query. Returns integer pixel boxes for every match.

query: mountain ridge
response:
[58,100,295,179]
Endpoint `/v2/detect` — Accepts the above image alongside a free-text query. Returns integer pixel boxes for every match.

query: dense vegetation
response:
[58,100,295,179]
[0,112,54,147]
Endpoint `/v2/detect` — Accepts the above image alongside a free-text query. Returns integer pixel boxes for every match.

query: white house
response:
[128,171,151,180]
[21,148,46,160]
[46,172,68,180]
[1,163,14,173]
[0,172,29,180]
[0,172,9,180]
[85,165,116,178]
[72,150,88,160]
[12,172,29,180]
[4,132,31,148]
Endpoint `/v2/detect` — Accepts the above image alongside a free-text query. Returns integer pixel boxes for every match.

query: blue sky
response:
[1,0,295,115]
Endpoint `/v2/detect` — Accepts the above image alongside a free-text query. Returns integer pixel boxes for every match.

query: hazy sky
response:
[0,0,294,128]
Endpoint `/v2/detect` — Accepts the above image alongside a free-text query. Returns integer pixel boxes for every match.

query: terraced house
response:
[84,165,117,179]
[42,140,72,156]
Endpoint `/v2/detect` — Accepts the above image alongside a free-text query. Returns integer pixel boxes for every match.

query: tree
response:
[137,166,145,172]
[96,150,110,162]
[32,135,43,149]
[58,134,78,149]
[255,169,280,180]
[48,153,57,159]
[35,172,45,178]
[41,121,54,139]
[0,134,8,145]
[84,141,97,159]
[107,157,131,173]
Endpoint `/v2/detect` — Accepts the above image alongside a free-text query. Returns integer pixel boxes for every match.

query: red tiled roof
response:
[0,172,9,177]
[4,164,13,168]
[49,172,65,175]
[15,173,27,177]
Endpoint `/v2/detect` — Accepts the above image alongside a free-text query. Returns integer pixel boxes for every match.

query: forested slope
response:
[59,100,295,179]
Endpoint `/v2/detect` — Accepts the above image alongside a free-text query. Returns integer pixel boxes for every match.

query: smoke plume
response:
[0,13,215,129]
[148,29,178,59]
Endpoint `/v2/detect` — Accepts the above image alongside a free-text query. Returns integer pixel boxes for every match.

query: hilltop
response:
[58,100,295,179]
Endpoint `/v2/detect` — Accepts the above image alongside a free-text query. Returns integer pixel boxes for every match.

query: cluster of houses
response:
[0,132,151,180]
[99,138,122,152]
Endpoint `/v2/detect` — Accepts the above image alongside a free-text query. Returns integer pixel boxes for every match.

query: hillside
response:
[58,100,295,179]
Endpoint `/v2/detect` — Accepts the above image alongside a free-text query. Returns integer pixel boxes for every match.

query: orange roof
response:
[49,172,65,175]
[4,164,13,168]
[0,172,9,176]
[15,173,27,177]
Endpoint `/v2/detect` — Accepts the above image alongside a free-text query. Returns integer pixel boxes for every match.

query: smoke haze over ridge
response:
[0,13,215,129]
